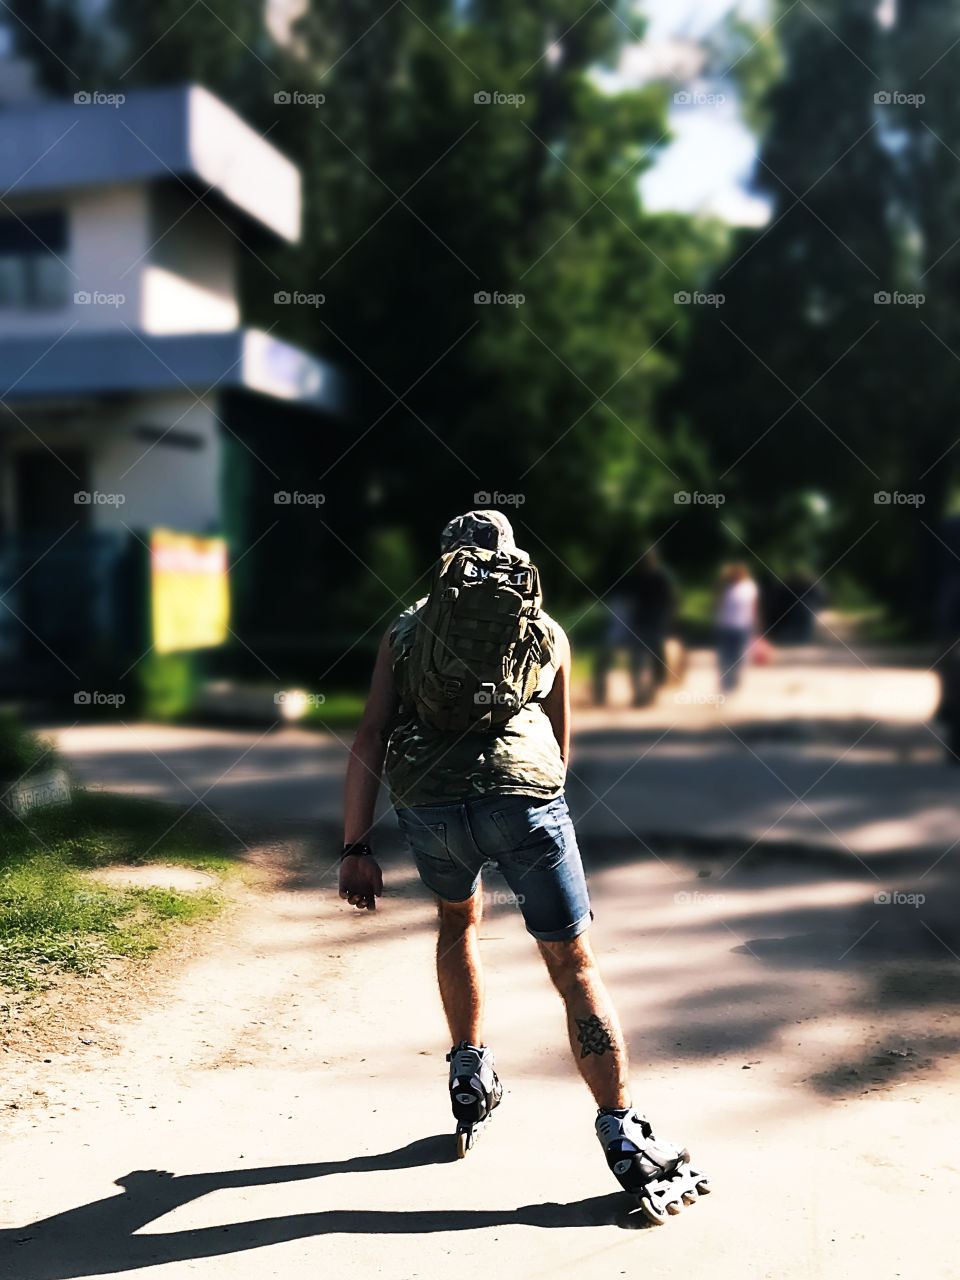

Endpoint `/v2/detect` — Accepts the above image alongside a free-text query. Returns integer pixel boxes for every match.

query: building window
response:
[0,209,69,308]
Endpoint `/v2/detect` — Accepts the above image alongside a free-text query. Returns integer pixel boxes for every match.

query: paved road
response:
[1,649,957,1279]
[44,645,958,859]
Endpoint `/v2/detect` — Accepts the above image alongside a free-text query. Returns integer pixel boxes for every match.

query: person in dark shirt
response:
[624,550,676,706]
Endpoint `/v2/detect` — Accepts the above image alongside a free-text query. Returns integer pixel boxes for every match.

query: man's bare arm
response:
[340,627,395,909]
[542,630,571,771]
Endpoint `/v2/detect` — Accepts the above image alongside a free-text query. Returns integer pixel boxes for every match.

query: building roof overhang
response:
[0,328,344,414]
[0,85,300,242]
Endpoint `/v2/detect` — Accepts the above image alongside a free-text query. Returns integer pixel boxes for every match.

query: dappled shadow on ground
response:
[4,1138,634,1280]
[565,722,960,865]
[561,827,960,1096]
[44,720,960,1104]
[44,726,351,830]
[260,815,960,1103]
[573,718,939,749]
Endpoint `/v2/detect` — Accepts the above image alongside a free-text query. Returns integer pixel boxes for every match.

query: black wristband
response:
[341,842,373,860]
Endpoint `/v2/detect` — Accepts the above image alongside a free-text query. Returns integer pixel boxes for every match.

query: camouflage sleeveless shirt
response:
[384,599,567,810]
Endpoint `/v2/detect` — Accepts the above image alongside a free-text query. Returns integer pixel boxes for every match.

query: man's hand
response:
[339,854,383,911]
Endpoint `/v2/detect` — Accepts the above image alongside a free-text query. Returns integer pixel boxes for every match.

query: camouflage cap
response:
[440,509,527,558]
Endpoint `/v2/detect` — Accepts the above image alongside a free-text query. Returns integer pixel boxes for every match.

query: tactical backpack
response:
[405,545,548,732]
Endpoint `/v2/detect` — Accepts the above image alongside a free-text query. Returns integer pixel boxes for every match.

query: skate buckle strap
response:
[596,1113,627,1142]
[447,1041,484,1065]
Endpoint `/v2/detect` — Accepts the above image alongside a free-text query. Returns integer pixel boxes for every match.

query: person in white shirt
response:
[715,563,758,693]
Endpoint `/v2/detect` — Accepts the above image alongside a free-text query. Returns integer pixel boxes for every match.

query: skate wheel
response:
[681,1188,698,1205]
[639,1196,666,1227]
[666,1199,683,1215]
[695,1177,711,1195]
[456,1131,469,1160]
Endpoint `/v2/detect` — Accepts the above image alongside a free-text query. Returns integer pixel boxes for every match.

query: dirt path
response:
[2,808,959,1279]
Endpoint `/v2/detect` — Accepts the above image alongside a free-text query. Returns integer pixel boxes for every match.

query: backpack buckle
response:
[442,586,460,601]
[440,677,463,700]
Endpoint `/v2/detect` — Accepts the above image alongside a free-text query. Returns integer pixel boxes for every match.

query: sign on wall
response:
[150,528,229,655]
[2,769,72,818]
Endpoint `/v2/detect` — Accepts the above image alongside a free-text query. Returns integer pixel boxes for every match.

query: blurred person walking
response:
[715,563,758,694]
[626,550,676,706]
[592,588,636,705]
[339,509,709,1222]
[593,549,677,707]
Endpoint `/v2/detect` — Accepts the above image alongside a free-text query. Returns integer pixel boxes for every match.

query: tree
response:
[674,0,960,624]
[892,0,960,602]
[264,0,716,610]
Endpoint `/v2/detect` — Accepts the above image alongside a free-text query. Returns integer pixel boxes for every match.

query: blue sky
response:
[643,0,766,40]
[630,0,772,225]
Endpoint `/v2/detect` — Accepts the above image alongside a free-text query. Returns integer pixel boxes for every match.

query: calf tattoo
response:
[576,1014,615,1058]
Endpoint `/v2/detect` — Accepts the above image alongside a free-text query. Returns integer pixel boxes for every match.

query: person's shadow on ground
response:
[3,1136,642,1279]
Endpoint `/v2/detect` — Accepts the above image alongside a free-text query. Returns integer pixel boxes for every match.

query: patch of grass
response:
[570,649,595,690]
[301,691,367,732]
[848,608,908,643]
[0,791,237,992]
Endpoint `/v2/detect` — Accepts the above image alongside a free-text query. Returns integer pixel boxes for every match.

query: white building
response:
[0,84,345,697]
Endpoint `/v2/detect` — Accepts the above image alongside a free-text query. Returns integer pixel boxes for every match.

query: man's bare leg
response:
[538,932,631,1109]
[436,891,484,1045]
[538,935,705,1219]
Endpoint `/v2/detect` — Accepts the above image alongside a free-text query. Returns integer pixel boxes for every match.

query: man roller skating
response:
[340,509,709,1223]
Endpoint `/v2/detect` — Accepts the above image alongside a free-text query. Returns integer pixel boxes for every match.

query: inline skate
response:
[596,1107,710,1225]
[447,1041,503,1158]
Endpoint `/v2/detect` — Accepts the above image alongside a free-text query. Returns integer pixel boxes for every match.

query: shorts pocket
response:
[398,816,456,871]
[491,798,566,871]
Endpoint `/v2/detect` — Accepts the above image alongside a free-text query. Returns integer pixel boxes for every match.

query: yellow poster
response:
[151,529,229,655]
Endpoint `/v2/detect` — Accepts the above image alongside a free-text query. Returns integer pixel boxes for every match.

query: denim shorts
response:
[395,792,592,942]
